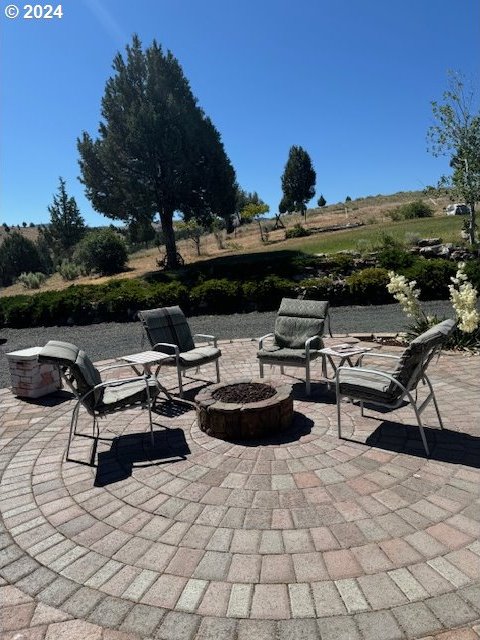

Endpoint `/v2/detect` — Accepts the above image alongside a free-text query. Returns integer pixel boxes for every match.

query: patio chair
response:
[38,340,161,462]
[138,306,221,397]
[257,298,331,395]
[335,318,456,456]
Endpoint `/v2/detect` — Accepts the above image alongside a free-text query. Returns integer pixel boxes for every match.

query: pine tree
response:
[281,146,316,221]
[78,36,236,268]
[46,177,86,258]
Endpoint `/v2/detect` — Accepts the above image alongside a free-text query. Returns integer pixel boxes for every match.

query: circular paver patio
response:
[1,338,479,640]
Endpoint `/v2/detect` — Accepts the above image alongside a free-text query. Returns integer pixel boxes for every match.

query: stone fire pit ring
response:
[195,378,293,440]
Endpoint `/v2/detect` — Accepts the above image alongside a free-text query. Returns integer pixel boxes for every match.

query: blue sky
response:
[1,0,479,226]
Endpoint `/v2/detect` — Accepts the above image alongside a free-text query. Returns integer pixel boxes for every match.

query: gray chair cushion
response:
[139,306,195,353]
[176,345,221,367]
[338,319,457,405]
[39,340,102,409]
[338,369,398,404]
[40,339,160,412]
[98,378,159,412]
[274,298,329,350]
[258,346,321,364]
[390,318,456,392]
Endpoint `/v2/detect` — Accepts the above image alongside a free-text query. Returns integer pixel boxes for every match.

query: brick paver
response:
[0,339,479,638]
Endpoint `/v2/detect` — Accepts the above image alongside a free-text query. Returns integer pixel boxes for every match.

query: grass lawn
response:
[282,216,466,254]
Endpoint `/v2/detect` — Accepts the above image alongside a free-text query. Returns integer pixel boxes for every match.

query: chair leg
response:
[259,362,264,378]
[177,366,184,397]
[66,401,81,460]
[337,394,342,439]
[305,360,311,395]
[280,365,285,375]
[410,399,430,456]
[424,376,444,430]
[215,359,220,383]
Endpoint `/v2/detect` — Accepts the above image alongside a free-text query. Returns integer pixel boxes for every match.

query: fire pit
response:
[195,378,293,440]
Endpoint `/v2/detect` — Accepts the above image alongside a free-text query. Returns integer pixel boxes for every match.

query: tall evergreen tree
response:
[44,177,86,258]
[78,36,236,267]
[281,146,316,221]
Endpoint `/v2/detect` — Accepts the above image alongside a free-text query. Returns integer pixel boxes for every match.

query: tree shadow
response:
[343,420,480,468]
[94,427,190,487]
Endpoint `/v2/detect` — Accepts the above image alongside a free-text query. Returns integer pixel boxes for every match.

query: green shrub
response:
[386,209,403,221]
[377,246,414,270]
[398,200,434,219]
[242,276,296,311]
[74,228,128,275]
[285,224,311,239]
[297,277,347,304]
[16,272,47,289]
[327,253,356,274]
[404,259,456,300]
[464,259,480,290]
[346,268,392,304]
[58,260,81,281]
[0,231,45,286]
[190,279,242,314]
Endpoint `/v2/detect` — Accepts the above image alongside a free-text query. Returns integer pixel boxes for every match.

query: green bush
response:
[346,267,392,304]
[58,260,81,281]
[464,259,480,290]
[242,276,296,311]
[297,277,348,304]
[74,228,128,275]
[398,200,434,219]
[377,246,414,270]
[285,224,311,239]
[404,259,456,300]
[190,279,242,314]
[0,231,46,286]
[16,272,47,289]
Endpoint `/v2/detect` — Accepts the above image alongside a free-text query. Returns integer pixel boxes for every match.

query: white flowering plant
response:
[387,263,480,350]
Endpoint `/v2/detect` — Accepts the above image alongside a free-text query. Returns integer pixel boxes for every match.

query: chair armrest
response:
[78,374,151,404]
[258,333,274,349]
[335,365,407,392]
[304,335,319,358]
[98,362,149,374]
[193,334,218,347]
[357,351,401,366]
[153,342,180,357]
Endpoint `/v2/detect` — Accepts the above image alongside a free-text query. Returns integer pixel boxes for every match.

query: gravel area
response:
[0,300,455,390]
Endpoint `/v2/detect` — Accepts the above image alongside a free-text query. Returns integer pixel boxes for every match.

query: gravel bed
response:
[0,300,455,390]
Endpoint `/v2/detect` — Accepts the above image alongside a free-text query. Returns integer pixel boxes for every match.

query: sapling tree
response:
[428,71,480,245]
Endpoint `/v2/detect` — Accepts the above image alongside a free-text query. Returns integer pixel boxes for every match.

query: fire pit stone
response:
[195,378,293,440]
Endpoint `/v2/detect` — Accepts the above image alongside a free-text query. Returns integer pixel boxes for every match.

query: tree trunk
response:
[469,204,476,246]
[159,208,178,268]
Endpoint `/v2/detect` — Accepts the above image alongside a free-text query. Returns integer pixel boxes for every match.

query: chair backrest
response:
[138,306,195,354]
[39,340,102,410]
[390,318,456,394]
[274,298,329,350]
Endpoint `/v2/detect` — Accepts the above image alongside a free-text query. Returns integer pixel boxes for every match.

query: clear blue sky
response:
[1,0,479,226]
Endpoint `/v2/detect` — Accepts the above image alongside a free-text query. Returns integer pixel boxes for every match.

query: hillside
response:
[0,189,464,298]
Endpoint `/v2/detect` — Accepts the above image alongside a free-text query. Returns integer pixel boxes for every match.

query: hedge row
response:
[1,258,478,328]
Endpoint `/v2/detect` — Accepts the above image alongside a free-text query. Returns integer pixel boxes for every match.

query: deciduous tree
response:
[428,71,480,244]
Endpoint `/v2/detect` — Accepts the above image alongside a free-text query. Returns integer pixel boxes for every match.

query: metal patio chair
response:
[38,340,162,462]
[335,318,456,456]
[138,306,221,397]
[257,298,331,395]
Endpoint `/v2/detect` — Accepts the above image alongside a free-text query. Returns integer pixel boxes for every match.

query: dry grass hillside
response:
[0,190,458,298]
